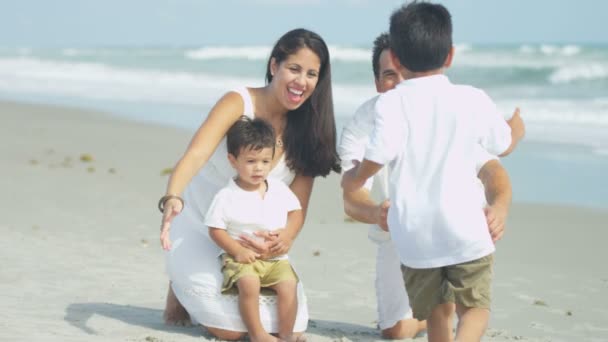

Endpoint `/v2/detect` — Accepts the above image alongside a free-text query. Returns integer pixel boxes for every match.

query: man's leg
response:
[376,240,426,339]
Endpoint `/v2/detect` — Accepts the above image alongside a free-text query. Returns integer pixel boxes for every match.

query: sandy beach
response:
[2,101,607,342]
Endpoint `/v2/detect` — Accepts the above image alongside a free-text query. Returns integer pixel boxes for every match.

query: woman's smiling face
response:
[270,47,321,111]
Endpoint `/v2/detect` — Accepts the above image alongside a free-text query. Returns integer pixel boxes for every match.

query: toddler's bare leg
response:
[426,303,455,342]
[454,305,489,342]
[270,279,298,341]
[237,276,277,342]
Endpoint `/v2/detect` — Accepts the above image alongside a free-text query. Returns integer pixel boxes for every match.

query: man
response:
[338,33,516,339]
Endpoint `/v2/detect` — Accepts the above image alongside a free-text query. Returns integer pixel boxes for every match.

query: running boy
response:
[342,2,524,341]
[205,117,301,342]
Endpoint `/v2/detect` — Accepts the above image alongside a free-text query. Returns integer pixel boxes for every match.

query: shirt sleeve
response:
[365,92,406,165]
[475,90,512,155]
[204,191,228,230]
[473,145,499,174]
[339,98,376,191]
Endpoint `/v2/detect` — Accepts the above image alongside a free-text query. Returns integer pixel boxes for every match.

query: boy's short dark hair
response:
[226,116,275,158]
[389,1,452,72]
[227,116,276,157]
[372,32,391,80]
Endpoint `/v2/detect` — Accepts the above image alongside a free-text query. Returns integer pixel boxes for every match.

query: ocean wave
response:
[549,63,608,83]
[519,44,582,56]
[185,45,370,62]
[0,57,261,105]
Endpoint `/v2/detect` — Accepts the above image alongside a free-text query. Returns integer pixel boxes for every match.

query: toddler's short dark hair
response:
[227,116,276,157]
[389,1,452,72]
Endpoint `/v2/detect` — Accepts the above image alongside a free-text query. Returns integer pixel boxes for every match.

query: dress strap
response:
[232,87,254,119]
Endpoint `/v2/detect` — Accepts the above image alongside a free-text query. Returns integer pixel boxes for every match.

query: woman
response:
[158,28,340,340]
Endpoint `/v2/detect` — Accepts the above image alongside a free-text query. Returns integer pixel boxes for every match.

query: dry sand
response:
[1,101,607,341]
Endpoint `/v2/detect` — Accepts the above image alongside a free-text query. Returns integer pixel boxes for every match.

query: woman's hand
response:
[266,229,294,256]
[160,198,183,251]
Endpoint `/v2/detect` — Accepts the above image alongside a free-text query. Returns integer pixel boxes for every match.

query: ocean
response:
[1,44,607,208]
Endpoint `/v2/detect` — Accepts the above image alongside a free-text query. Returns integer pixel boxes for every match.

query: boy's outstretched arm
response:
[341,159,383,193]
[499,108,525,157]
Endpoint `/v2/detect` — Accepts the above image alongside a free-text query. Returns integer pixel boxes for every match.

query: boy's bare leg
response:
[163,284,191,326]
[382,318,427,339]
[237,276,277,342]
[426,303,455,342]
[270,279,298,341]
[454,305,489,342]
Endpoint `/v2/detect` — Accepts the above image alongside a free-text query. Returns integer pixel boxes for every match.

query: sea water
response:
[1,44,606,207]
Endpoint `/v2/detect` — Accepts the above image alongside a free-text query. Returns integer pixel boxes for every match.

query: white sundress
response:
[166,87,309,333]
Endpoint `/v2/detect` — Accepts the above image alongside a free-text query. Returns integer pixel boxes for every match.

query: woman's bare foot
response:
[279,334,306,342]
[250,332,278,342]
[163,285,191,326]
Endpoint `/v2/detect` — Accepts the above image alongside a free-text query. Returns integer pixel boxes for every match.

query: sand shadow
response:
[64,302,200,337]
[307,319,379,341]
[65,303,381,340]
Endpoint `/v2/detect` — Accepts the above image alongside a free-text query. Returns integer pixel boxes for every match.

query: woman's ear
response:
[270,57,278,77]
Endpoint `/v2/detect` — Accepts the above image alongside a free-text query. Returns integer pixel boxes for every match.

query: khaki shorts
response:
[401,254,494,320]
[221,254,298,293]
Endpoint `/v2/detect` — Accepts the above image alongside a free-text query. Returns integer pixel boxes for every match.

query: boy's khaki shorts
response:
[221,254,298,293]
[401,254,494,320]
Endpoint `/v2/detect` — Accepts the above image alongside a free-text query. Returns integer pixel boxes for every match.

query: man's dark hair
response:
[227,116,275,157]
[389,1,452,72]
[372,32,391,80]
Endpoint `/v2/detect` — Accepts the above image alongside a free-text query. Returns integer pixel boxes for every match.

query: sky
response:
[1,0,606,47]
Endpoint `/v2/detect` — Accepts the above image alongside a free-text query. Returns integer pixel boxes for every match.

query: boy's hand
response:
[376,199,390,231]
[484,203,508,243]
[233,247,259,264]
[267,229,294,256]
[507,108,525,144]
[341,161,366,193]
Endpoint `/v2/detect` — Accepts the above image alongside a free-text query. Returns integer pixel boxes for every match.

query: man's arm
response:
[343,186,390,230]
[341,159,384,193]
[478,160,512,242]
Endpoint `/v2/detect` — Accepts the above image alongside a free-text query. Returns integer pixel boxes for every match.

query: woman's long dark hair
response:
[265,28,341,177]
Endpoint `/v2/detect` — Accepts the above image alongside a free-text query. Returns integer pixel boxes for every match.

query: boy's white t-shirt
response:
[365,75,511,268]
[339,95,499,244]
[204,178,301,260]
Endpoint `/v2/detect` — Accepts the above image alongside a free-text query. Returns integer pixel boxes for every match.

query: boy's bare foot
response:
[163,286,191,326]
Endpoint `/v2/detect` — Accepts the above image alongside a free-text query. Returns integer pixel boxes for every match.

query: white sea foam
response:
[549,63,608,83]
[185,45,370,62]
[0,57,261,105]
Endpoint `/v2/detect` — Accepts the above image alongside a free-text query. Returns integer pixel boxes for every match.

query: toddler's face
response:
[229,146,273,189]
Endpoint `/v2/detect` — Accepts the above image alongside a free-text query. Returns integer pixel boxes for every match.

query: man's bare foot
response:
[163,285,191,326]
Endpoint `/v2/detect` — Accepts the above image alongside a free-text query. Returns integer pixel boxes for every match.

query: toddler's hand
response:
[234,248,259,264]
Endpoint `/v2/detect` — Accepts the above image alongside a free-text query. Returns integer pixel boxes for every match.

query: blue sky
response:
[1,0,605,47]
